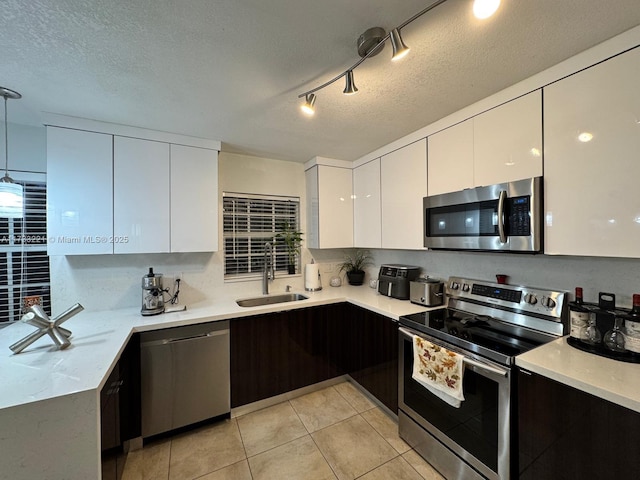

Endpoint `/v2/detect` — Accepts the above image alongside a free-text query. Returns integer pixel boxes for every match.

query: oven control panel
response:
[447,276,566,320]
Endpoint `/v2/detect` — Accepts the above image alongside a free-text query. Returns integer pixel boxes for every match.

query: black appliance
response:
[423,176,542,252]
[377,264,420,300]
[399,276,567,479]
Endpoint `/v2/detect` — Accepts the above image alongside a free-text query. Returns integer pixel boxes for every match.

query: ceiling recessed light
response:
[473,0,501,19]
[578,132,593,142]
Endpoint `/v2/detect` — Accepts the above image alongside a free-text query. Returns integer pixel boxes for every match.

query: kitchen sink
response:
[236,293,308,307]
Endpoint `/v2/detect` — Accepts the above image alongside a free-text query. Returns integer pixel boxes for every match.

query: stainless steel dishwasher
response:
[140,320,230,438]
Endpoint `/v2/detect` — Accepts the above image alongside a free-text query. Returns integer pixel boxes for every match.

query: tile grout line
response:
[289,397,341,480]
[232,416,254,480]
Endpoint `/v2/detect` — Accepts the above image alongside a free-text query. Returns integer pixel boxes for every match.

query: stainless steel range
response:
[398,276,567,480]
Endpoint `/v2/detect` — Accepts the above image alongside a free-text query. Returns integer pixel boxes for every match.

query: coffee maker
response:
[141,267,165,316]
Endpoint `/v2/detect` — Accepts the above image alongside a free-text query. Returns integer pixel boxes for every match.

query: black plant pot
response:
[347,270,365,285]
[287,264,296,274]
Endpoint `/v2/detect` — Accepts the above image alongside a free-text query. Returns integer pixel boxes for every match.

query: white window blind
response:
[0,174,50,325]
[223,193,300,280]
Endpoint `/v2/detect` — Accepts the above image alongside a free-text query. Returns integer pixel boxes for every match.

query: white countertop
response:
[516,336,640,413]
[0,284,432,410]
[4,283,640,415]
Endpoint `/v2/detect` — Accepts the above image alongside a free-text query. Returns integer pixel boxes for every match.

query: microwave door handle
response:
[497,190,507,244]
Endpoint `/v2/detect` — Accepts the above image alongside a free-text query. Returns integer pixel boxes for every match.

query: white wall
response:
[49,152,315,312]
[1,123,46,173]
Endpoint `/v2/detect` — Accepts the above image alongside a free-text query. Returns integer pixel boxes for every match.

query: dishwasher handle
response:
[141,328,229,347]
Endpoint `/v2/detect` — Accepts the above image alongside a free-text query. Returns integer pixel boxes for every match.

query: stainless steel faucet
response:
[262,242,274,294]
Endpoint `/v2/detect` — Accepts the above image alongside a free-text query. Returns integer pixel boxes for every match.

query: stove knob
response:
[541,296,556,309]
[524,293,537,305]
[450,281,460,290]
[462,283,470,292]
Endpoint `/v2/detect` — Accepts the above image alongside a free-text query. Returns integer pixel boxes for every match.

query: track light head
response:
[390,29,410,61]
[301,93,316,115]
[343,71,358,95]
[473,0,501,19]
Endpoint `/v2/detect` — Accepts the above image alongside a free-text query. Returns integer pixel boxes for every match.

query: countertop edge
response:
[515,337,640,414]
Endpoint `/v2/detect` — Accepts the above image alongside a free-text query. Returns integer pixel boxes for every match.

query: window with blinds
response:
[223,193,300,280]
[0,174,50,325]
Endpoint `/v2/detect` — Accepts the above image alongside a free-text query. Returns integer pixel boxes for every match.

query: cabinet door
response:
[47,127,113,255]
[544,48,640,257]
[230,311,291,407]
[305,165,353,249]
[381,139,427,249]
[353,159,381,248]
[347,304,398,413]
[474,90,542,187]
[170,145,218,252]
[113,137,170,254]
[428,120,474,195]
[518,369,640,479]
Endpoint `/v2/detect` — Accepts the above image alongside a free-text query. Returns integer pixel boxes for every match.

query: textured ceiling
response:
[2,0,640,162]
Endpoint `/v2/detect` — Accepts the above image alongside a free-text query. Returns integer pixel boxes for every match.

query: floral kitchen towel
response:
[412,335,465,408]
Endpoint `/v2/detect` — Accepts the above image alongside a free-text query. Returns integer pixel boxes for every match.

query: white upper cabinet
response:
[113,137,170,254]
[46,117,220,255]
[306,165,353,249]
[353,158,381,248]
[427,92,541,196]
[381,139,427,249]
[47,127,114,255]
[170,145,218,252]
[427,119,474,195]
[544,47,640,258]
[474,90,543,187]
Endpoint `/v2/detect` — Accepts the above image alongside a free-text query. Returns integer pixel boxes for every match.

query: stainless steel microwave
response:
[423,176,542,252]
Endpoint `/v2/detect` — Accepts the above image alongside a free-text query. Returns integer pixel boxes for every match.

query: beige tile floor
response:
[122,380,445,480]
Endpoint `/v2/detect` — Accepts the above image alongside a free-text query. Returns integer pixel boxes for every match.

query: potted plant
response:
[275,221,303,274]
[338,250,374,285]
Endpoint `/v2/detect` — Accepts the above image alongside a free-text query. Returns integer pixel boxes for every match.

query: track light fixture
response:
[298,0,450,114]
[297,0,502,114]
[298,0,446,115]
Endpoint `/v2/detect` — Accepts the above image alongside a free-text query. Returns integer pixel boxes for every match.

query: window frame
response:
[0,171,50,325]
[222,192,301,282]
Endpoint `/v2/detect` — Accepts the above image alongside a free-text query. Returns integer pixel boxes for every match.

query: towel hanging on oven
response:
[412,335,465,408]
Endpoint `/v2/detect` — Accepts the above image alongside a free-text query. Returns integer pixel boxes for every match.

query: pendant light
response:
[0,87,23,219]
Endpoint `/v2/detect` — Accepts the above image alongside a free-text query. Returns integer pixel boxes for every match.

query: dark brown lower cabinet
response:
[346,304,398,413]
[101,334,140,480]
[230,303,347,408]
[230,302,398,413]
[518,368,640,480]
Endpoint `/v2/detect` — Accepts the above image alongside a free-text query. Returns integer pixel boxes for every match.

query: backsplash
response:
[310,249,640,309]
[50,247,640,312]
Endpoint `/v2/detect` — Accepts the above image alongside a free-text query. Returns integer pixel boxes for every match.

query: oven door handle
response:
[399,327,508,378]
[462,356,508,377]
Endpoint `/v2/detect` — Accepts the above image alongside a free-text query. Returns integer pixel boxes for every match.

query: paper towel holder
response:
[304,261,323,292]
